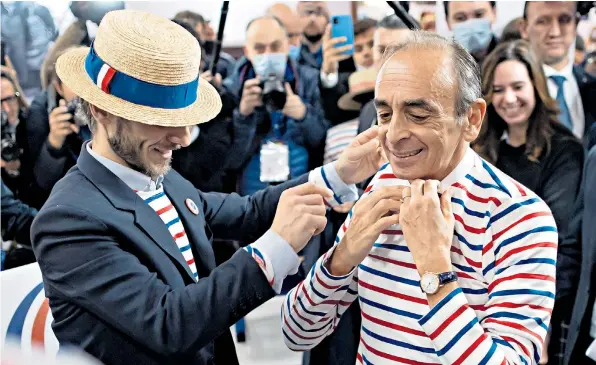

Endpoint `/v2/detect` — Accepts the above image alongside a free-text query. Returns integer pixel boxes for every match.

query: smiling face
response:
[491,60,536,128]
[91,105,192,179]
[374,47,481,181]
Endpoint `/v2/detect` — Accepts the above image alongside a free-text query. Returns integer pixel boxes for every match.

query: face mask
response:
[288,45,301,60]
[252,53,288,79]
[452,18,493,54]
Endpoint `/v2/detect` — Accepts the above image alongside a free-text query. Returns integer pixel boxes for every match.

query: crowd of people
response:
[1,1,596,365]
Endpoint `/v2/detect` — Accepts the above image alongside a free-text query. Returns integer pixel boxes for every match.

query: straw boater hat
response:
[337,67,377,111]
[56,9,222,127]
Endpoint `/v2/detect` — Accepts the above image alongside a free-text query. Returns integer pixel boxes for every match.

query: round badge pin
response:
[185,198,199,215]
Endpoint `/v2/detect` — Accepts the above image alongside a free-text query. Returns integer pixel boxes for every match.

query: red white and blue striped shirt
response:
[282,148,557,365]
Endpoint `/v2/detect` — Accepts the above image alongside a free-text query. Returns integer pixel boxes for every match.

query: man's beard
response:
[304,32,324,44]
[108,120,171,180]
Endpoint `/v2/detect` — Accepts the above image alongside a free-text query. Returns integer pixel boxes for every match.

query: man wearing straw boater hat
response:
[30,10,386,365]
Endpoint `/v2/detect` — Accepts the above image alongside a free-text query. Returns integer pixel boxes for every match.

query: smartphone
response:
[330,15,354,56]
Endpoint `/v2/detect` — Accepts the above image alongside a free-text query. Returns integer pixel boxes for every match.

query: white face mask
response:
[252,53,288,79]
[452,18,493,54]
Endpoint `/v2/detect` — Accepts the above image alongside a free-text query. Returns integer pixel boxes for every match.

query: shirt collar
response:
[86,142,163,192]
[543,61,574,79]
[438,147,476,193]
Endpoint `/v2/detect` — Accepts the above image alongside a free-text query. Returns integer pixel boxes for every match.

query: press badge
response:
[260,141,290,183]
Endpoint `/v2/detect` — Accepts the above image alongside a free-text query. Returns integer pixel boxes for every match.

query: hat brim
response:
[338,90,374,111]
[56,48,222,127]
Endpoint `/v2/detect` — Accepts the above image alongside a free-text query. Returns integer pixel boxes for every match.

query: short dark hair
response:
[444,1,496,19]
[576,35,586,51]
[354,17,376,37]
[173,10,207,30]
[376,14,409,30]
[500,17,523,43]
[523,1,578,20]
[246,16,287,34]
[171,19,202,44]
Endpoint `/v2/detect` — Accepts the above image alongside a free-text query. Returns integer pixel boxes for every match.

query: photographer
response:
[223,16,328,197]
[1,71,30,197]
[25,47,90,208]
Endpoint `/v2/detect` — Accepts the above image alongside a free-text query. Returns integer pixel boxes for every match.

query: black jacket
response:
[25,88,88,208]
[1,178,36,246]
[31,143,308,365]
[573,65,596,149]
[560,146,596,364]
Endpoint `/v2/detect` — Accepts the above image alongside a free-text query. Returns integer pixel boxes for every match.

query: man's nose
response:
[549,20,562,37]
[386,116,410,142]
[168,126,192,148]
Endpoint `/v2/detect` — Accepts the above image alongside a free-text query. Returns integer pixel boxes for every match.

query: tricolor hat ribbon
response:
[84,43,199,109]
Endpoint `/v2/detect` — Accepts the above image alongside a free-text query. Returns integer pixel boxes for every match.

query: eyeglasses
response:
[1,91,20,104]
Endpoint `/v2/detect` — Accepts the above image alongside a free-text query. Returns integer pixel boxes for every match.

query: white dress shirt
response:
[543,62,585,139]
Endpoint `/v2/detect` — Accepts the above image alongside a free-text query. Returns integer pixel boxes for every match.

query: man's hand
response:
[399,180,455,275]
[281,83,306,120]
[239,78,262,116]
[271,182,332,253]
[201,70,222,88]
[328,186,405,275]
[321,25,353,75]
[48,99,79,149]
[335,126,387,185]
[333,201,355,213]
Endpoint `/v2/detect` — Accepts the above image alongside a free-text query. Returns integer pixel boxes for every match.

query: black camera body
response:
[260,75,287,113]
[1,111,21,162]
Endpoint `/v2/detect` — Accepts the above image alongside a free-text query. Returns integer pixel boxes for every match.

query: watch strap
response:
[438,271,458,286]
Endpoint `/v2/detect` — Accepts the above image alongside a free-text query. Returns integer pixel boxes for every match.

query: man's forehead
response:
[527,1,576,18]
[247,19,285,40]
[376,50,454,100]
[298,2,327,11]
[450,1,493,15]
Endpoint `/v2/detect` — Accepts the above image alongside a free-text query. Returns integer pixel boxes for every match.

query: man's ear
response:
[89,104,114,129]
[520,19,529,40]
[462,98,486,142]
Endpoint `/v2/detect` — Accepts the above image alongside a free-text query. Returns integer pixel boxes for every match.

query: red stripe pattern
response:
[282,149,557,364]
[136,188,198,281]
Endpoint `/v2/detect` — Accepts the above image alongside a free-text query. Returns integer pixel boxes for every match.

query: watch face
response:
[421,273,440,294]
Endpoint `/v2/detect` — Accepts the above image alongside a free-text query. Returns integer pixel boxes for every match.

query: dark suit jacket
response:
[573,65,596,148]
[31,144,308,365]
[1,178,36,245]
[560,146,596,364]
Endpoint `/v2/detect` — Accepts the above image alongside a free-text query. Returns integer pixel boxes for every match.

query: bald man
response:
[267,3,303,48]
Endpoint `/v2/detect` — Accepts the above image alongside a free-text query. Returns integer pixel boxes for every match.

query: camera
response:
[66,98,79,123]
[1,110,21,162]
[260,75,287,113]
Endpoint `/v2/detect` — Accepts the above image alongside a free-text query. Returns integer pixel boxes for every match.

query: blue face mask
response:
[288,45,301,60]
[252,53,288,79]
[452,18,493,54]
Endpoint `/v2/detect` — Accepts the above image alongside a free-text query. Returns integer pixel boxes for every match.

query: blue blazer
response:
[30,144,307,365]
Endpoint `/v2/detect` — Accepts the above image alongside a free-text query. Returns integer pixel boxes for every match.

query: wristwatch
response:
[419,271,458,295]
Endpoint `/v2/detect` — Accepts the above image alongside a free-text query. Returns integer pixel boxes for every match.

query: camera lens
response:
[333,18,339,24]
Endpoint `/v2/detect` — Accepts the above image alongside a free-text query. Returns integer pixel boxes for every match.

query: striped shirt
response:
[282,148,557,365]
[136,188,199,281]
[324,119,360,165]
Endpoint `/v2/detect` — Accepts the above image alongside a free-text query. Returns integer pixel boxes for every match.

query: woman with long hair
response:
[473,39,584,364]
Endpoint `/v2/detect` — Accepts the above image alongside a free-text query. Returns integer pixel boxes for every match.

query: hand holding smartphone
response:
[330,15,355,56]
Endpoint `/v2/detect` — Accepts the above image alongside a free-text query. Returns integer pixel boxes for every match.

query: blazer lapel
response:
[164,176,217,275]
[134,196,195,281]
[77,143,195,281]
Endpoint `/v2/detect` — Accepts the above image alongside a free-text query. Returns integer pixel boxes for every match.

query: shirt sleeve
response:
[417,196,557,364]
[320,71,339,89]
[244,162,358,293]
[309,162,358,208]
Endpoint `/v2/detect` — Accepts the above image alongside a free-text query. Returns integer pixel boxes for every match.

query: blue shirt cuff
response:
[249,229,300,293]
